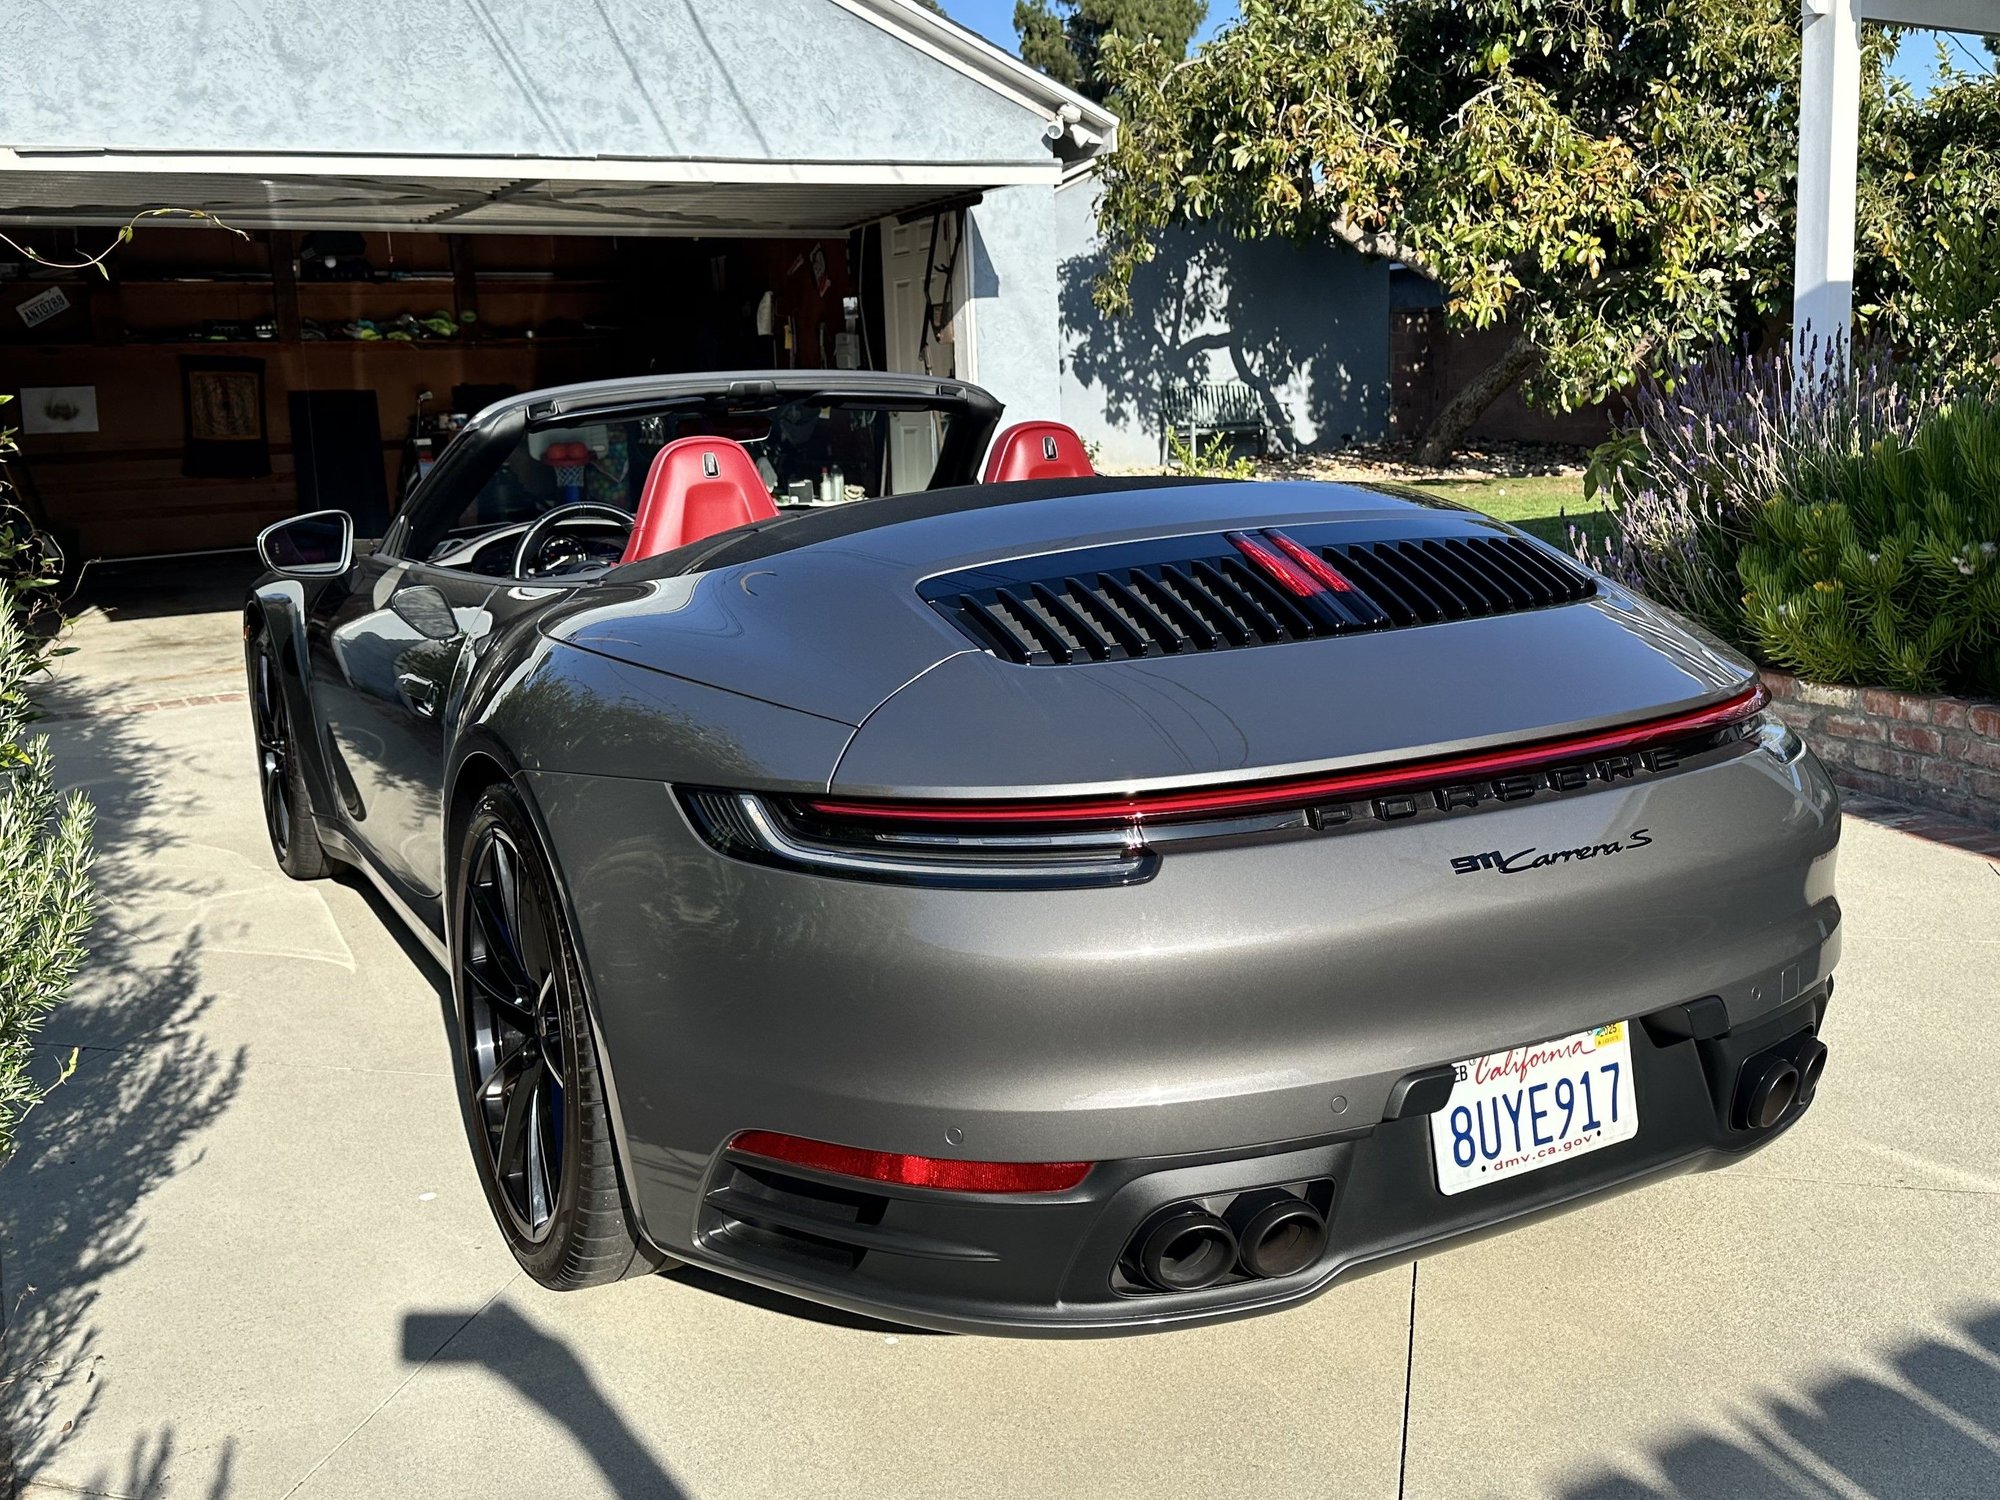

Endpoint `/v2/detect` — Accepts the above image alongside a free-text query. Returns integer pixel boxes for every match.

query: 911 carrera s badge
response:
[1450,828,1653,875]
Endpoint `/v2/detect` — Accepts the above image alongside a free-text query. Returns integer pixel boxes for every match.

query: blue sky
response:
[939,0,1237,51]
[939,4,1986,97]
[1886,28,1995,93]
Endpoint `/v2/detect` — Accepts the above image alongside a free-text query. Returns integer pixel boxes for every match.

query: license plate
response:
[1430,1022,1638,1196]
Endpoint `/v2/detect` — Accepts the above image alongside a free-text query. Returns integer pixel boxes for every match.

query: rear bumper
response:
[665,986,1832,1336]
[522,741,1840,1335]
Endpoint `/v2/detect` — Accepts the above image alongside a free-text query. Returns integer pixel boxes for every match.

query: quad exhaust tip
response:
[1128,1192,1329,1292]
[1227,1190,1329,1280]
[1133,1208,1238,1292]
[1796,1035,1829,1099]
[1741,1057,1801,1130]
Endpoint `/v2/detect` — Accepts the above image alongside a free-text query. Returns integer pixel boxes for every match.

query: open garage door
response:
[0,216,914,560]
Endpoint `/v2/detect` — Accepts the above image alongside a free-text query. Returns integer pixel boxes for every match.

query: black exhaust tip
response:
[1131,1207,1238,1292]
[1226,1191,1328,1280]
[1739,1056,1801,1130]
[1795,1035,1829,1099]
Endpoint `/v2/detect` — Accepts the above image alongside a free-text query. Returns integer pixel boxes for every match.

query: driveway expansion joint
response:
[277,1273,521,1500]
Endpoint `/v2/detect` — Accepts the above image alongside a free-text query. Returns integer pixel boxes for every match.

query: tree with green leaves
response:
[1096,0,1819,464]
[1858,64,2000,392]
[1015,0,1206,101]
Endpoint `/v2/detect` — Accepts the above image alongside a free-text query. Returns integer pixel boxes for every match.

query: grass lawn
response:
[1398,474,1611,553]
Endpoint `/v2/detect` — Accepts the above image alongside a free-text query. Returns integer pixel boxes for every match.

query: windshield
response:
[438,398,956,548]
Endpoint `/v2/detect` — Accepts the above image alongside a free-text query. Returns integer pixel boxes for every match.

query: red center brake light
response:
[1265,530,1355,591]
[728,1130,1092,1193]
[1228,529,1358,596]
[1227,531,1322,598]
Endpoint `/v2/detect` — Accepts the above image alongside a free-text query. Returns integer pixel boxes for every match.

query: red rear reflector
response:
[1265,530,1355,592]
[802,684,1770,827]
[1227,530,1322,597]
[728,1130,1092,1193]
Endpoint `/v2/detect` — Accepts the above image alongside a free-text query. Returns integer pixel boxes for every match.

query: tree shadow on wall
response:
[1559,1304,2000,1499]
[1059,226,1388,460]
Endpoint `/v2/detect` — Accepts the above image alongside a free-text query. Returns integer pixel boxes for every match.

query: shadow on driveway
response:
[1560,1304,2000,1499]
[1,670,248,1496]
[402,1304,693,1500]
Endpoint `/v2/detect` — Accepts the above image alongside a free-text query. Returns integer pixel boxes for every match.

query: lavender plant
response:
[1576,336,1950,643]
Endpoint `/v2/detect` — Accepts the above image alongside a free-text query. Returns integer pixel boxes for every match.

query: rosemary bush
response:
[0,404,93,1166]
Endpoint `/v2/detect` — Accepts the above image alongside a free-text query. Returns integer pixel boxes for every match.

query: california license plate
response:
[1430,1022,1638,1196]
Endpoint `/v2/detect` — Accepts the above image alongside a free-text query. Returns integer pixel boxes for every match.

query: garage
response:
[0,0,1111,565]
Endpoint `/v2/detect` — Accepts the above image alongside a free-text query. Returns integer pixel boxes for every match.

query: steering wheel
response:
[512,502,635,580]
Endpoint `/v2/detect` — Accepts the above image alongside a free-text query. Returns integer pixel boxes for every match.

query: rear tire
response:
[247,626,334,880]
[453,784,661,1289]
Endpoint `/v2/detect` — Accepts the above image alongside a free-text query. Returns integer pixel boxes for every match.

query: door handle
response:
[396,671,441,718]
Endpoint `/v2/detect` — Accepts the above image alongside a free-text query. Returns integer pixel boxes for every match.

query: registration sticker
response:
[1430,1022,1638,1196]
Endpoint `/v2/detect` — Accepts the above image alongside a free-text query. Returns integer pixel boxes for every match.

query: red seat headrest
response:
[620,436,780,564]
[981,421,1096,484]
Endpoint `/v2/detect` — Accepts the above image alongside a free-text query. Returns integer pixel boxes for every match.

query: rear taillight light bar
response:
[799,683,1770,829]
[728,1130,1091,1193]
[677,787,1157,889]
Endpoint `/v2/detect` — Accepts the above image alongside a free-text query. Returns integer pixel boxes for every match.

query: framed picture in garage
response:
[181,356,269,477]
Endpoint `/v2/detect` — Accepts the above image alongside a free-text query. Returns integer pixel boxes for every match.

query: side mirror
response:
[257,510,353,577]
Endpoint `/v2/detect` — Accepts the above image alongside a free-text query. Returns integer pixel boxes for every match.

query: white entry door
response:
[881,214,966,492]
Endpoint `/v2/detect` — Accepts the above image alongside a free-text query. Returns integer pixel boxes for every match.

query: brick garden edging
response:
[1762,670,2000,830]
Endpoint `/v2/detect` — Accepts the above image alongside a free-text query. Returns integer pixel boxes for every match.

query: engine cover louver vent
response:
[920,527,1597,665]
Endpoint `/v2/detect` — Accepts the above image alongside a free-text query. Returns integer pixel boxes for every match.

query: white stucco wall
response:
[964,186,1064,426]
[1052,178,1393,469]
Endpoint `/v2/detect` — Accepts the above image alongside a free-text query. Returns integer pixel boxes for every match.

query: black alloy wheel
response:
[248,628,332,879]
[453,786,659,1287]
[462,822,568,1241]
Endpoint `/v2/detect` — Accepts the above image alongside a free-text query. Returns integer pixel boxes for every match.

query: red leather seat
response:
[981,421,1096,484]
[620,436,779,564]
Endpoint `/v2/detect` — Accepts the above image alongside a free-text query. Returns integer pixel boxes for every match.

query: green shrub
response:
[1738,397,2000,694]
[1165,429,1258,480]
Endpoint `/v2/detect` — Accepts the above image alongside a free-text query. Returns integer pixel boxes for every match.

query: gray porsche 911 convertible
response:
[247,370,1839,1335]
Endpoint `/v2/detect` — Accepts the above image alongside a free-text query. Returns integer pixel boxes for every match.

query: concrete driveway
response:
[7,567,2000,1500]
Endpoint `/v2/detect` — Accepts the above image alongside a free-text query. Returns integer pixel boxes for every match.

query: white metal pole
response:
[1793,0,1864,372]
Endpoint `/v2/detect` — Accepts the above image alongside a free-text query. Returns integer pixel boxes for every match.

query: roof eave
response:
[832,0,1120,159]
